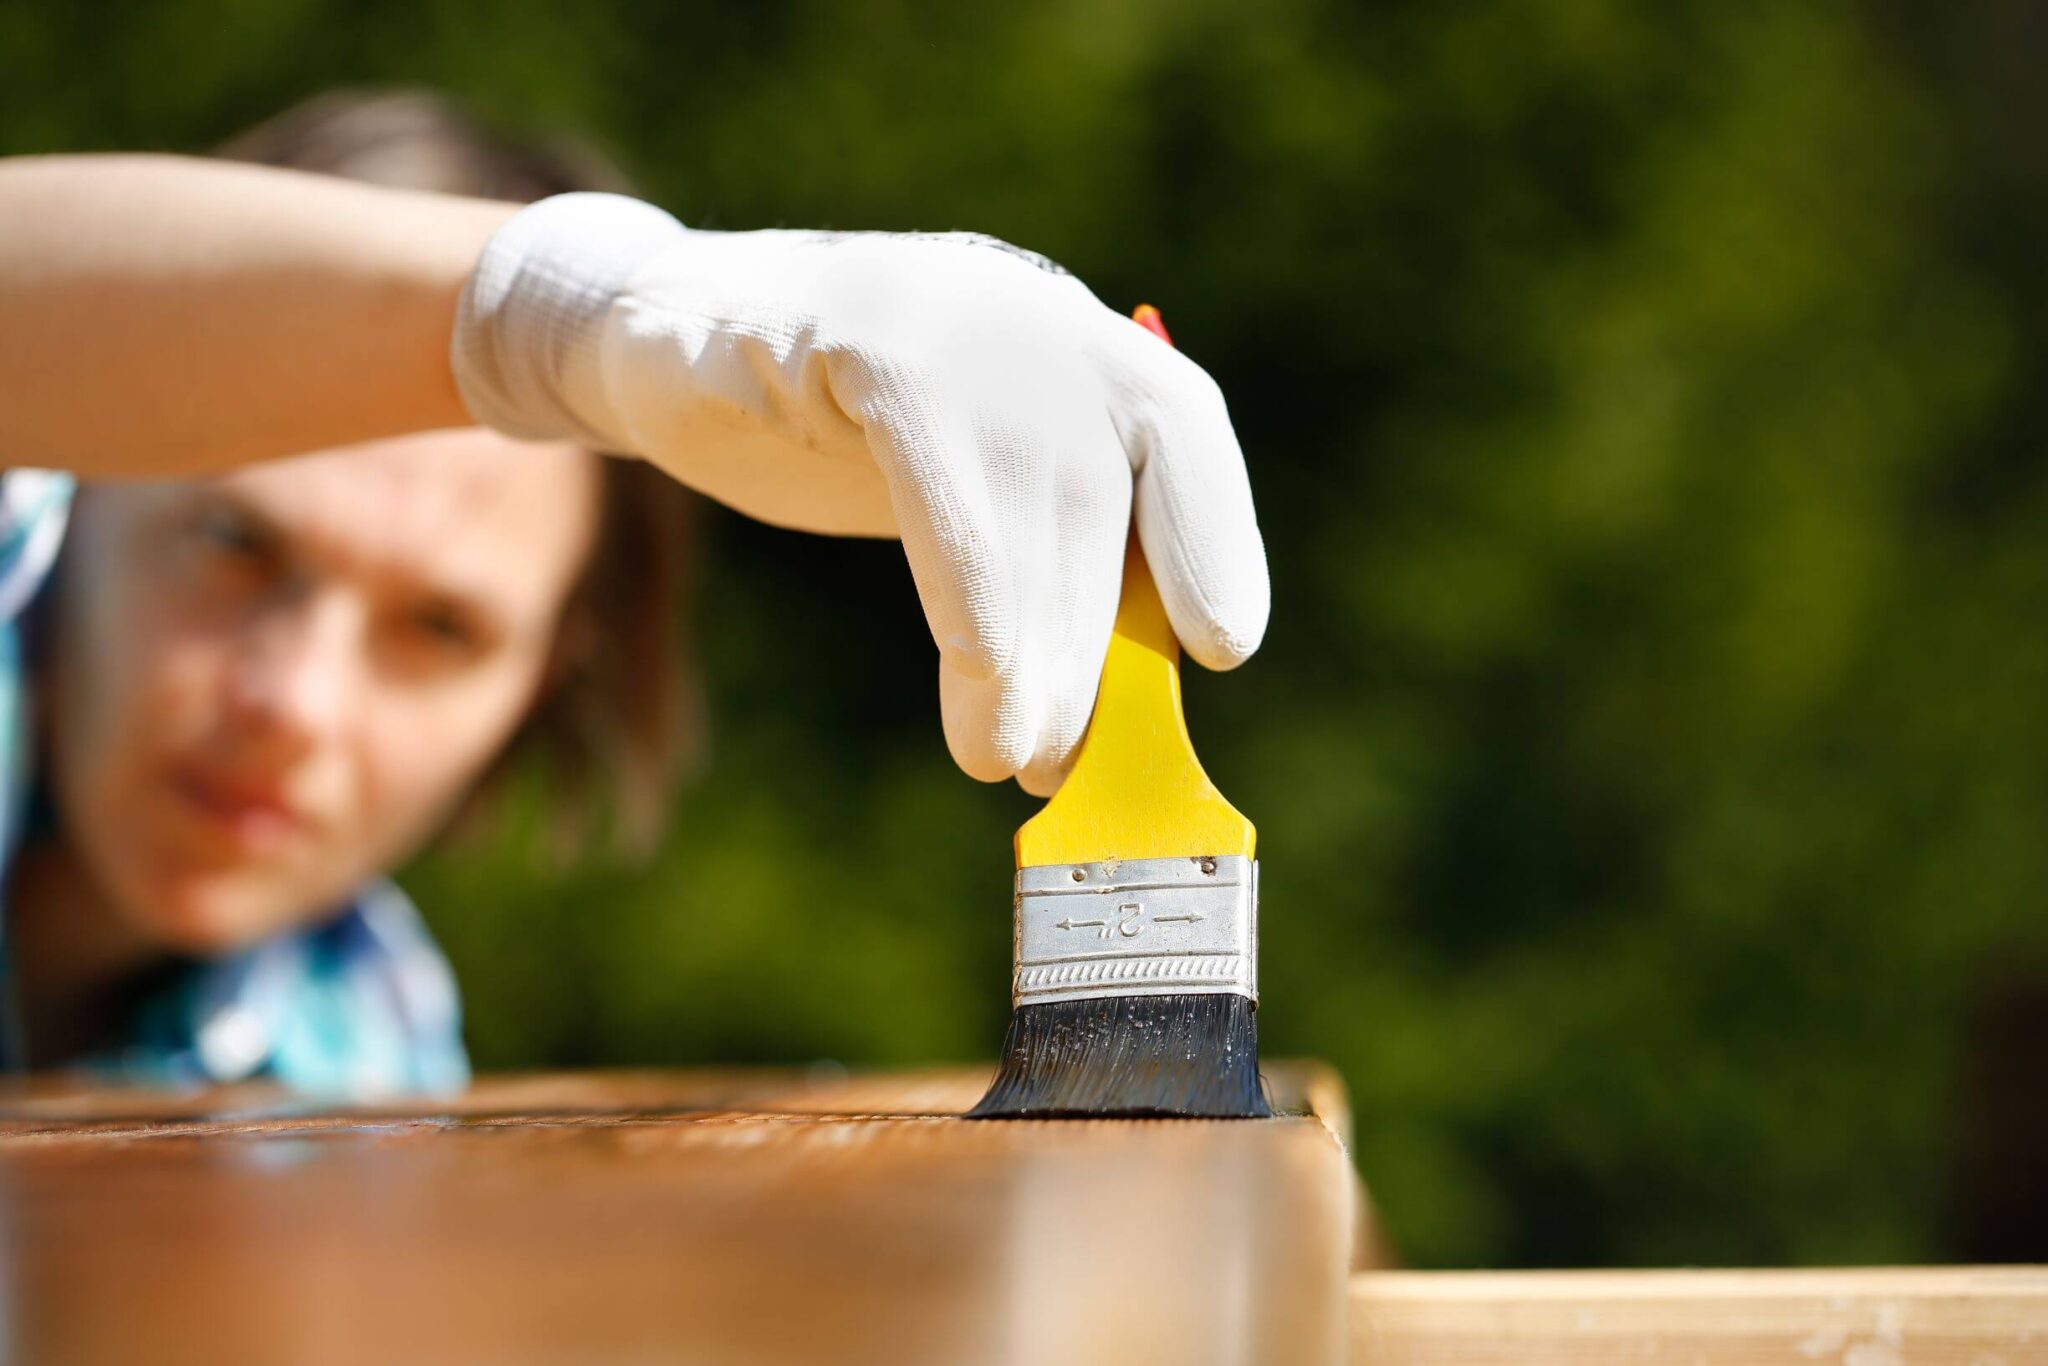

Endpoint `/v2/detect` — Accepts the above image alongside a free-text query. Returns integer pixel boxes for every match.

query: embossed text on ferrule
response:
[1011,856,1258,1007]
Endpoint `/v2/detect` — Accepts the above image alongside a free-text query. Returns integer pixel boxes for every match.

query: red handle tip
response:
[1132,304,1174,346]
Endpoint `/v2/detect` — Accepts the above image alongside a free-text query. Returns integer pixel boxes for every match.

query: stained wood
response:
[0,1063,1358,1366]
[1349,1266,2048,1365]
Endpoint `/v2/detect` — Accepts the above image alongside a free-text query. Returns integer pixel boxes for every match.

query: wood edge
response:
[1350,1265,2048,1300]
[1348,1265,2048,1363]
[1265,1060,1395,1273]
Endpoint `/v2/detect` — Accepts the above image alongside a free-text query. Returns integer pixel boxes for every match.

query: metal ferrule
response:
[1011,855,1258,1007]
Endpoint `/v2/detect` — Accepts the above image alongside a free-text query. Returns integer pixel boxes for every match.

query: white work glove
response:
[454,193,1267,795]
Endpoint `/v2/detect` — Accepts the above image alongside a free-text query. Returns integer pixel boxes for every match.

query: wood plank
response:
[1349,1266,2048,1365]
[0,1064,1358,1366]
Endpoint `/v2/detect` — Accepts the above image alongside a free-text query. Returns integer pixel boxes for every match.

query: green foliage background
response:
[6,0,2045,1269]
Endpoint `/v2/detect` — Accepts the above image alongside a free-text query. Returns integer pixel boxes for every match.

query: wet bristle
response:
[965,993,1272,1119]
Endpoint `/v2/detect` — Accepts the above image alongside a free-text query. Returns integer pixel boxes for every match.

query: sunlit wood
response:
[0,1064,1356,1366]
[1350,1265,2048,1364]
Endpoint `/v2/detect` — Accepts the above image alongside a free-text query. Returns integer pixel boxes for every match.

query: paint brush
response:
[968,305,1270,1120]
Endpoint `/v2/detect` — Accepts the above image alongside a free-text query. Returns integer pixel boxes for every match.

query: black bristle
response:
[966,993,1272,1119]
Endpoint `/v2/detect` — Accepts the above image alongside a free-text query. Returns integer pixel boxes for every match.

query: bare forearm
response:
[0,154,517,476]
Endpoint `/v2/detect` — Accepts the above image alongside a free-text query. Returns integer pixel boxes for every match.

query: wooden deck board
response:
[1349,1266,2048,1365]
[16,1067,2027,1364]
[0,1064,1357,1366]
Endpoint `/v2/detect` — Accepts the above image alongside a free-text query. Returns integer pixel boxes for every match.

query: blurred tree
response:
[4,0,2043,1269]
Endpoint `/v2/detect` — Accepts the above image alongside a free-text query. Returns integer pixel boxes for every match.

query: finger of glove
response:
[1107,330,1270,671]
[897,374,1130,786]
[845,358,1047,782]
[939,662,1033,785]
[837,355,1020,690]
[1014,422,1131,797]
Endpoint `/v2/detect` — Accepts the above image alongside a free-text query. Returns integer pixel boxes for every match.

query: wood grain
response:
[1349,1266,2048,1365]
[0,1064,1358,1366]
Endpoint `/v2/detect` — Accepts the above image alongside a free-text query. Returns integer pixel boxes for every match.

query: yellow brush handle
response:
[1014,320,1257,870]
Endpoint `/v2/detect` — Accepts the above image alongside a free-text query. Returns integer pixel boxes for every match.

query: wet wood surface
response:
[1348,1265,2048,1364]
[0,1064,1360,1366]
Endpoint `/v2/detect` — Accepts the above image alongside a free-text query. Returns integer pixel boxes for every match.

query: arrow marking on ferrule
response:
[1151,912,1206,924]
[1055,918,1106,931]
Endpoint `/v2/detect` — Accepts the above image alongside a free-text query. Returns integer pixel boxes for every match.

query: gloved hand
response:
[453,193,1267,795]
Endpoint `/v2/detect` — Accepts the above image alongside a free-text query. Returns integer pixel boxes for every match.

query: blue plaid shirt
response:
[0,471,469,1096]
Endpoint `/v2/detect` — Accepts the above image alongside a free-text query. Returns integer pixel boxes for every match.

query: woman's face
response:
[48,429,601,954]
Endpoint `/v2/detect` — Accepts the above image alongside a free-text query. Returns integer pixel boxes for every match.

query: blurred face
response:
[47,429,601,955]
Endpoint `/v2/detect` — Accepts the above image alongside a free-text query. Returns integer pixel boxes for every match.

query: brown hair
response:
[219,89,704,858]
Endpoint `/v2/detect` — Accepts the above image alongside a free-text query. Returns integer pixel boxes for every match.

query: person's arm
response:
[0,158,1271,793]
[0,154,515,476]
